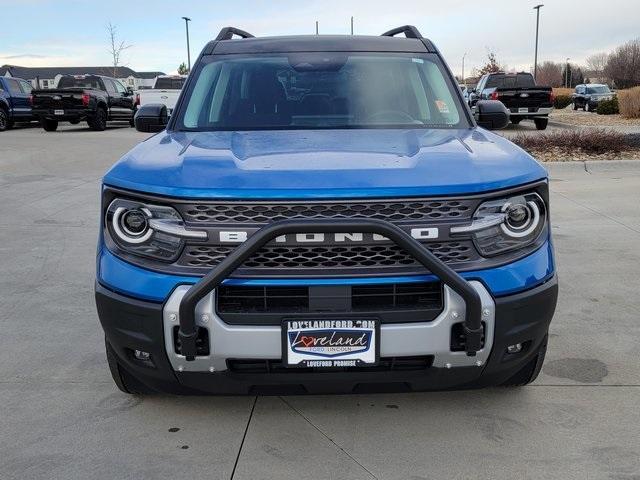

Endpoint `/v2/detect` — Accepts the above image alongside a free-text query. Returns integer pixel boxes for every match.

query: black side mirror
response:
[135,104,168,133]
[475,100,510,130]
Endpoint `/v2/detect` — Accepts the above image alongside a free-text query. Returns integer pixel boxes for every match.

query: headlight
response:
[105,198,207,261]
[452,192,547,257]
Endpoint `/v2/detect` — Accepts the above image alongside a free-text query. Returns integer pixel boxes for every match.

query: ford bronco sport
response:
[96,26,558,395]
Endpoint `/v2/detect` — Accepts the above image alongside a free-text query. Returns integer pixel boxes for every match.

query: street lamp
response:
[462,52,467,86]
[182,17,192,72]
[565,57,571,88]
[533,4,543,80]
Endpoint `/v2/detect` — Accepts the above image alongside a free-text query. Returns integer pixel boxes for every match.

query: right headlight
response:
[104,197,207,262]
[452,192,547,257]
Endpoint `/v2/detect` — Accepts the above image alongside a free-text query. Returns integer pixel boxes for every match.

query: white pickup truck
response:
[134,75,186,116]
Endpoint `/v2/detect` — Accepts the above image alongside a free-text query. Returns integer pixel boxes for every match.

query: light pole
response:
[182,17,191,72]
[565,58,570,88]
[533,4,543,80]
[351,16,354,35]
[462,52,467,86]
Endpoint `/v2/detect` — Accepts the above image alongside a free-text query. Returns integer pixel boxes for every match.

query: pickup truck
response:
[134,75,186,116]
[31,75,135,131]
[96,26,557,395]
[469,72,554,130]
[0,76,36,131]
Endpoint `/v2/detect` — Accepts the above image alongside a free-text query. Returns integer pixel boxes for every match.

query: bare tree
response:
[605,38,640,88]
[585,52,609,75]
[536,61,563,87]
[477,50,502,76]
[107,22,132,78]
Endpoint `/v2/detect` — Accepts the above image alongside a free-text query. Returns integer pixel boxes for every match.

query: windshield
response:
[155,77,186,89]
[176,53,466,131]
[586,85,611,94]
[57,77,102,89]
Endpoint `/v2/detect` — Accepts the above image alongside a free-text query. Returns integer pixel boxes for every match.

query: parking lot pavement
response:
[1,126,639,480]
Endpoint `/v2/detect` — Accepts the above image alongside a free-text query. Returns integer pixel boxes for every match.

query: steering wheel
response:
[364,110,416,123]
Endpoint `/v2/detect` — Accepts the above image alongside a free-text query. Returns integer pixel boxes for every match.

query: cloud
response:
[1,54,50,59]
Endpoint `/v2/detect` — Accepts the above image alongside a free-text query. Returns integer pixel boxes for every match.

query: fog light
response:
[507,343,523,354]
[134,350,151,361]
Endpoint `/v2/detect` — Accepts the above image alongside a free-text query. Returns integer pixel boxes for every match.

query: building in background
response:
[0,65,165,90]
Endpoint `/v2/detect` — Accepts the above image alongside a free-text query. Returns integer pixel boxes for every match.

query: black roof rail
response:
[215,27,255,41]
[381,25,423,39]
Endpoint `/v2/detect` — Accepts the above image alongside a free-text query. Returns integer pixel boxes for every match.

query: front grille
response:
[216,282,444,325]
[169,197,484,277]
[180,241,478,272]
[178,198,475,224]
[227,356,433,373]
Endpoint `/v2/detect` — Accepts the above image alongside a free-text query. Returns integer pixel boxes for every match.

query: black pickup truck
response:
[31,75,135,131]
[469,72,554,130]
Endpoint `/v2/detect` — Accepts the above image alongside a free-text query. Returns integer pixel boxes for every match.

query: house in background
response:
[0,65,165,90]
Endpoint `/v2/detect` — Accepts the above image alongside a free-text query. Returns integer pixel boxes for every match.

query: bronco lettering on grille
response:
[217,228,439,244]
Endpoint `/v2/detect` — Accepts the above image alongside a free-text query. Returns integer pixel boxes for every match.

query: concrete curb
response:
[544,159,640,175]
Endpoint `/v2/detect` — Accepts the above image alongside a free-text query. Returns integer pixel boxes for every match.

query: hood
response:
[104,128,547,199]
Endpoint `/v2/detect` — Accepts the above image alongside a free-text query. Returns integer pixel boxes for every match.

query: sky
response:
[0,0,639,75]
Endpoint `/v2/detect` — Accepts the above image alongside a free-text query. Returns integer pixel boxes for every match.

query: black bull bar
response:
[178,219,484,360]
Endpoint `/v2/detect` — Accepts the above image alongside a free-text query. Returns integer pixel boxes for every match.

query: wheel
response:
[502,334,548,386]
[510,118,522,125]
[88,108,107,131]
[69,119,81,125]
[534,118,548,130]
[105,338,154,395]
[42,119,58,131]
[0,108,10,131]
[573,102,578,110]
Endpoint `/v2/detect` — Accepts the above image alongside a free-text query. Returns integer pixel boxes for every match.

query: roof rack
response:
[215,27,255,41]
[381,25,423,39]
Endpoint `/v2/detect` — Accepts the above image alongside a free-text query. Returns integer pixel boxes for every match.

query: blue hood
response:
[104,128,547,199]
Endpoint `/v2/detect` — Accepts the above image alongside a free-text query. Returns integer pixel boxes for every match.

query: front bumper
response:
[96,276,557,394]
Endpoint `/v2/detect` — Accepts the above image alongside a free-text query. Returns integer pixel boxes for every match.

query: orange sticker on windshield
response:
[435,100,450,114]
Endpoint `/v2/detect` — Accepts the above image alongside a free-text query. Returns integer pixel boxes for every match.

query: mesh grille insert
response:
[180,242,476,271]
[179,199,475,224]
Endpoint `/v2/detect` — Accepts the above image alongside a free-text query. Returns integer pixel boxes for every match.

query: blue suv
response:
[96,26,558,394]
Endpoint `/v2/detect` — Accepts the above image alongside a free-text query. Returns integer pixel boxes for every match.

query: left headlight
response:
[452,192,547,257]
[105,198,206,262]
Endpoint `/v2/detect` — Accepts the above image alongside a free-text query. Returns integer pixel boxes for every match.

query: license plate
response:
[54,109,64,115]
[518,107,529,113]
[283,319,379,368]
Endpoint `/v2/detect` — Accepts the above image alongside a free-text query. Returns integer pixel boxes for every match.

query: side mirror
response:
[474,100,510,130]
[126,87,134,96]
[134,103,168,133]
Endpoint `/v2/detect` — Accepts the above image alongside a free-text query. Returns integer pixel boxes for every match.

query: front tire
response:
[88,108,107,131]
[0,108,11,131]
[502,334,548,386]
[69,119,81,125]
[105,339,154,395]
[42,119,59,131]
[534,118,548,130]
[573,102,579,110]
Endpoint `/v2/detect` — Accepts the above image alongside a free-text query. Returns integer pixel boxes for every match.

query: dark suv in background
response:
[572,84,614,112]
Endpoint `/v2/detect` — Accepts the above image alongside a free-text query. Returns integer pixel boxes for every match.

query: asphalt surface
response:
[1,124,639,480]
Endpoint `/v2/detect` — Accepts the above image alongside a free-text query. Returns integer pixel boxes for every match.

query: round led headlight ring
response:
[500,201,540,238]
[112,206,153,244]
